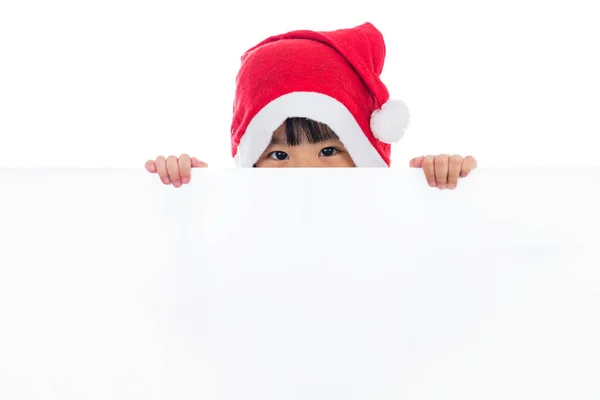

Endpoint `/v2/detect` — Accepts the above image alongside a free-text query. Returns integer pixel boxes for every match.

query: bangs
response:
[279,117,339,146]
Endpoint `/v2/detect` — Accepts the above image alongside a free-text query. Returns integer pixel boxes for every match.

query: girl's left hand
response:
[409,154,477,190]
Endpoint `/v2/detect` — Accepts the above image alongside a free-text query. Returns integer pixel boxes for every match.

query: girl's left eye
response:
[319,147,339,157]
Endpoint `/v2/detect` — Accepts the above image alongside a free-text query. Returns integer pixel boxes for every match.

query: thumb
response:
[191,157,208,168]
[409,156,425,168]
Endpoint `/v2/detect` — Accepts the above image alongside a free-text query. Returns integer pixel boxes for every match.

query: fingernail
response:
[181,177,189,184]
[429,180,436,187]
[162,178,170,184]
[173,181,181,188]
[448,183,456,190]
[438,183,446,190]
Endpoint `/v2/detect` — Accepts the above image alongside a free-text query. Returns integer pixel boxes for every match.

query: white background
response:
[1,0,599,168]
[1,168,599,399]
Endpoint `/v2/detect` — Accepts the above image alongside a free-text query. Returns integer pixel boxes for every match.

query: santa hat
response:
[231,22,410,167]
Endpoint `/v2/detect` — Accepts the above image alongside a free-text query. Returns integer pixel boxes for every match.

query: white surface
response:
[1,0,600,168]
[1,168,599,399]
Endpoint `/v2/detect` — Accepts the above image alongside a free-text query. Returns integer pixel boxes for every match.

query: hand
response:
[409,154,477,190]
[145,154,208,188]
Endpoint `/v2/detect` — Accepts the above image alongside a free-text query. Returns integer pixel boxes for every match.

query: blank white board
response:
[0,168,599,399]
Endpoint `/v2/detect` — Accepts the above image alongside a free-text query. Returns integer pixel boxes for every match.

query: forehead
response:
[269,126,286,144]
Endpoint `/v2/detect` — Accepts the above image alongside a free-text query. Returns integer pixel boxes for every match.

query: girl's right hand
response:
[145,154,208,187]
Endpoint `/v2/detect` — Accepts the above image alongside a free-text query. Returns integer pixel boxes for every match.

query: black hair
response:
[252,118,340,167]
[276,117,339,146]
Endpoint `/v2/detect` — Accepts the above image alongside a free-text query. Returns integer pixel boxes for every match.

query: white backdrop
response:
[1,168,599,399]
[1,0,599,168]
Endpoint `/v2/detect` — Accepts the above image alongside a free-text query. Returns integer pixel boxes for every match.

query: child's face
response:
[255,125,356,168]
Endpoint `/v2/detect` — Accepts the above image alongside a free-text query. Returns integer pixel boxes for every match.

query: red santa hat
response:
[231,22,410,167]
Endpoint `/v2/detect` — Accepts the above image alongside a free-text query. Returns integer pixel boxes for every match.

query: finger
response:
[166,155,181,187]
[434,154,449,189]
[447,155,463,190]
[422,155,436,187]
[145,160,157,173]
[155,156,170,184]
[409,155,425,168]
[178,154,192,184]
[460,155,478,177]
[191,157,208,168]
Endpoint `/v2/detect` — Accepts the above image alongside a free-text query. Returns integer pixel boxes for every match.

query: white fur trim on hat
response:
[370,99,410,143]
[234,92,388,168]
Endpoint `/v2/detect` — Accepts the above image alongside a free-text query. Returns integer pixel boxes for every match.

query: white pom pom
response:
[370,99,410,143]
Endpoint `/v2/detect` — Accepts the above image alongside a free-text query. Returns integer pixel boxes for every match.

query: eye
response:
[319,147,340,157]
[269,151,289,161]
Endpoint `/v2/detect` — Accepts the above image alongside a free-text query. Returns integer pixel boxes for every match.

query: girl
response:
[145,22,477,190]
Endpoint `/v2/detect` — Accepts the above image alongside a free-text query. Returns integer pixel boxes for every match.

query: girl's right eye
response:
[269,151,289,161]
